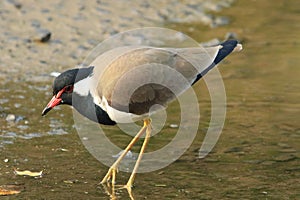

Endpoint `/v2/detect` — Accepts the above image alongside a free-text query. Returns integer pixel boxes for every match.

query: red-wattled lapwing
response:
[42,40,242,189]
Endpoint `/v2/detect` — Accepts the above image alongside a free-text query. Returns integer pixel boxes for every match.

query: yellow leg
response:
[102,183,117,200]
[125,118,152,192]
[100,119,149,184]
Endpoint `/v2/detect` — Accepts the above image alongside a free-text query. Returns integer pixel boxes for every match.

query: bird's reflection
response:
[102,183,135,200]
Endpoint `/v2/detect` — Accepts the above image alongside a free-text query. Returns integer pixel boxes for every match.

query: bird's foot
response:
[101,165,118,185]
[101,183,135,200]
[124,176,134,190]
[116,184,134,200]
[118,182,133,190]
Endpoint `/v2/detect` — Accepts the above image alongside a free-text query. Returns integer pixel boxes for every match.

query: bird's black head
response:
[42,67,94,116]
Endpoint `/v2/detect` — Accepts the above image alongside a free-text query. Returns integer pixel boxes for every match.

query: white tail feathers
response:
[234,43,243,52]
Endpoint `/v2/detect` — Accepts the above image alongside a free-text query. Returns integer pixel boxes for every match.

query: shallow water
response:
[1,0,299,199]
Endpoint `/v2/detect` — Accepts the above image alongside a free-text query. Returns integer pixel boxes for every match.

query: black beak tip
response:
[42,107,51,116]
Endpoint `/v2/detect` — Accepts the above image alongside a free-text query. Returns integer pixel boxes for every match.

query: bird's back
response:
[91,46,219,115]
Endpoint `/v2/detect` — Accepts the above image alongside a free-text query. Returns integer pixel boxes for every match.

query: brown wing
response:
[94,46,220,115]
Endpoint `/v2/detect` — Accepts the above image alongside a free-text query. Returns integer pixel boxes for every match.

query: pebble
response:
[169,124,179,128]
[2,140,14,145]
[15,115,24,122]
[63,179,78,184]
[50,72,61,77]
[5,114,16,122]
[40,32,51,43]
[47,128,68,135]
[17,125,29,130]
[34,29,51,43]
[18,132,42,139]
[14,103,21,108]
[59,148,69,152]
[1,132,17,138]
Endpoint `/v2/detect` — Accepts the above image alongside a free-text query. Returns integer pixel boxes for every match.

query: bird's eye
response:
[64,85,74,93]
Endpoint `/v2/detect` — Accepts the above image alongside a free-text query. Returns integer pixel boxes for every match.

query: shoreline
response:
[0,0,235,80]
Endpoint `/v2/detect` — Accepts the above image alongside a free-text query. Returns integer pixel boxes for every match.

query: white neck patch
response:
[74,76,92,97]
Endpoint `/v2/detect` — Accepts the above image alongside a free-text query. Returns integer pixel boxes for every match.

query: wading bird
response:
[42,40,242,192]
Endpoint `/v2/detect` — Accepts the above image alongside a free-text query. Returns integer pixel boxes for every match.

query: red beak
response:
[42,95,62,116]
